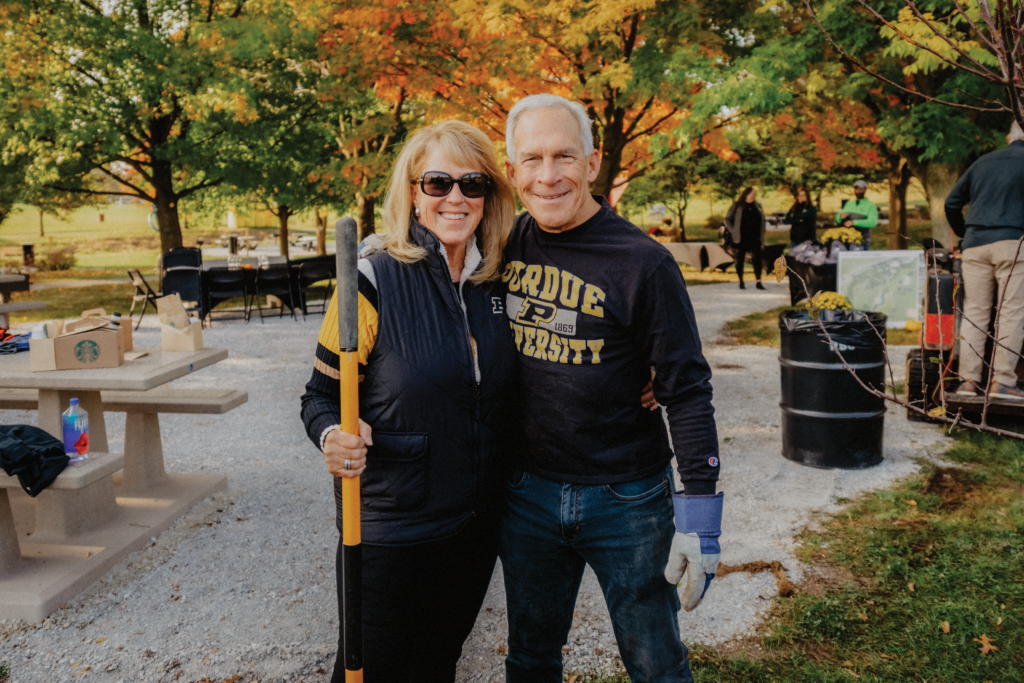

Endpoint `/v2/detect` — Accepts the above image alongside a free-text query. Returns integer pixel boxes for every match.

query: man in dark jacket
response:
[946,121,1024,400]
[499,93,722,683]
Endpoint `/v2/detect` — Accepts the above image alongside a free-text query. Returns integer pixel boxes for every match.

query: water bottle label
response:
[63,415,89,455]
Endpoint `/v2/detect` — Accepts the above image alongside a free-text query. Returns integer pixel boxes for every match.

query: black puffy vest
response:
[335,221,520,545]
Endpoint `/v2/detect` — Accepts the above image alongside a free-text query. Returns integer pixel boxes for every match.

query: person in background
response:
[299,120,520,682]
[946,120,1024,401]
[785,186,818,247]
[724,186,766,290]
[835,179,878,249]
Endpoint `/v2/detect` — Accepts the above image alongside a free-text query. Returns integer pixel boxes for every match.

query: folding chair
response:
[205,269,251,324]
[254,265,299,322]
[161,246,203,272]
[297,263,334,318]
[127,269,161,330]
[161,268,206,323]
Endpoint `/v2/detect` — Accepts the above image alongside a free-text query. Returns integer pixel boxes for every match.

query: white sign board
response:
[836,250,925,328]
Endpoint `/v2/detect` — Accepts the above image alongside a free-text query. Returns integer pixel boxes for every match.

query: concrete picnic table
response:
[0,346,243,622]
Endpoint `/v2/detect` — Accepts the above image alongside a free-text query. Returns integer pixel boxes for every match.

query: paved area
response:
[0,279,947,682]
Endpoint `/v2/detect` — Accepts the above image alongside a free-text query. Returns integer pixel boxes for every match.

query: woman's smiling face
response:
[412,147,486,253]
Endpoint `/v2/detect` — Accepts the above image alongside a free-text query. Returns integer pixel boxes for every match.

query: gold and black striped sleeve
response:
[299,269,378,447]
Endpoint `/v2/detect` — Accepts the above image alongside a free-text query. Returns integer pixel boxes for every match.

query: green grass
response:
[31,268,155,281]
[587,429,1024,682]
[74,249,162,270]
[0,661,8,680]
[723,306,920,347]
[8,285,136,324]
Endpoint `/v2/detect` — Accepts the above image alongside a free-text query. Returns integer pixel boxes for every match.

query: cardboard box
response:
[157,294,203,352]
[67,308,132,352]
[30,319,125,372]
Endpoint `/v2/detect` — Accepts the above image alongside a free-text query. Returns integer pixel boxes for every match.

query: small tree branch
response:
[802,0,1008,113]
[177,176,224,200]
[888,0,1004,79]
[950,0,1000,50]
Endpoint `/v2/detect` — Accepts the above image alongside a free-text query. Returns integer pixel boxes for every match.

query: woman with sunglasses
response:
[300,120,520,682]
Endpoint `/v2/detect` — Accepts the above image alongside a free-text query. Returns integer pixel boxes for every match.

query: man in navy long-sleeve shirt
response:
[945,121,1024,400]
[498,94,722,683]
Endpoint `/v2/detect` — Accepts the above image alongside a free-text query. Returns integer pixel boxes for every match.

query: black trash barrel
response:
[779,310,887,468]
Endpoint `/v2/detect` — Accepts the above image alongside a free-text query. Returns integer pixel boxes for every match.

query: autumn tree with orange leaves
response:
[316,0,804,216]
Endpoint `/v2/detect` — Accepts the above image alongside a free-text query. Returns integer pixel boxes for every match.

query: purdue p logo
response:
[515,297,558,326]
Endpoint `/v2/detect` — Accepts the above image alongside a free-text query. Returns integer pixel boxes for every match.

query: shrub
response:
[39,246,77,271]
[704,214,725,230]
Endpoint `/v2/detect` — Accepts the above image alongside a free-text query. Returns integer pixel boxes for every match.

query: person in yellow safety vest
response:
[835,179,879,250]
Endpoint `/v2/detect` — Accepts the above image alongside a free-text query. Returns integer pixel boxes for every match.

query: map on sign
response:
[836,250,925,328]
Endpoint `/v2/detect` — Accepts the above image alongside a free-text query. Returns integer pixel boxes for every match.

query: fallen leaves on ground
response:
[942,621,950,633]
[717,560,794,596]
[974,634,998,654]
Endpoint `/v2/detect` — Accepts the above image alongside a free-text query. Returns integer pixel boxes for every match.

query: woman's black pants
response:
[331,511,501,683]
[734,243,763,281]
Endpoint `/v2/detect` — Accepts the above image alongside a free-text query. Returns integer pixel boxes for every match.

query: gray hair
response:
[1010,120,1024,142]
[506,94,595,161]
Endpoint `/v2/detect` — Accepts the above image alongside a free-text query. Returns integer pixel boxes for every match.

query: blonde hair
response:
[380,121,515,283]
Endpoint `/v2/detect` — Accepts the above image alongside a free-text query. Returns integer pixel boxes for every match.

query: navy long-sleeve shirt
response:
[945,140,1024,249]
[502,198,719,492]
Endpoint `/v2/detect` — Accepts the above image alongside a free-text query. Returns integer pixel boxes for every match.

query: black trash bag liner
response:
[0,425,70,497]
[778,309,887,349]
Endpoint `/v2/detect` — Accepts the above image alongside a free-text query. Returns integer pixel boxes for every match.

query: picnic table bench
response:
[0,347,245,621]
[0,388,246,491]
[0,274,30,304]
[0,301,46,328]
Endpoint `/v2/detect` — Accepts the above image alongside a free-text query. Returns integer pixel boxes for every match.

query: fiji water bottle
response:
[62,398,90,465]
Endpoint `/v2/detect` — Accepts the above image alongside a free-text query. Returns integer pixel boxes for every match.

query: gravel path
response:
[0,280,947,682]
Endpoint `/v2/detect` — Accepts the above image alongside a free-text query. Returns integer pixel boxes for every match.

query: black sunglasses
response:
[416,171,492,199]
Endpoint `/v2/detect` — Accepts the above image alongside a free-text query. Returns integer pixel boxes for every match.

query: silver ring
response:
[344,459,351,470]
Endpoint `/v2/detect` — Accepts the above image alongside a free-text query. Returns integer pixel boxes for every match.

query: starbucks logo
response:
[74,339,101,363]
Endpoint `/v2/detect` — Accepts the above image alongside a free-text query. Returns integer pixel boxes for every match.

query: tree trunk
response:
[675,193,689,242]
[151,161,183,253]
[909,160,962,245]
[355,193,376,240]
[38,208,44,237]
[886,155,911,250]
[278,205,291,257]
[315,208,327,255]
[590,105,628,199]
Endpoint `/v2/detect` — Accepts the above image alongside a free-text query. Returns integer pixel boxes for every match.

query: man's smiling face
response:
[506,106,601,233]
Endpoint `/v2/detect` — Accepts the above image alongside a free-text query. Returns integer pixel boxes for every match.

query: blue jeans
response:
[858,228,872,250]
[499,468,693,683]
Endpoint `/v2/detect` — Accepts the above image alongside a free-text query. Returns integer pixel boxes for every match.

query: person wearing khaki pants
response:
[958,241,1024,395]
[946,121,1024,399]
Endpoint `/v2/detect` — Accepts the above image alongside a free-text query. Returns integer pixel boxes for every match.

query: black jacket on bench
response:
[0,425,69,497]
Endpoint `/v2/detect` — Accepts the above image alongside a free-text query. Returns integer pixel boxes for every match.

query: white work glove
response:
[664,492,723,612]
